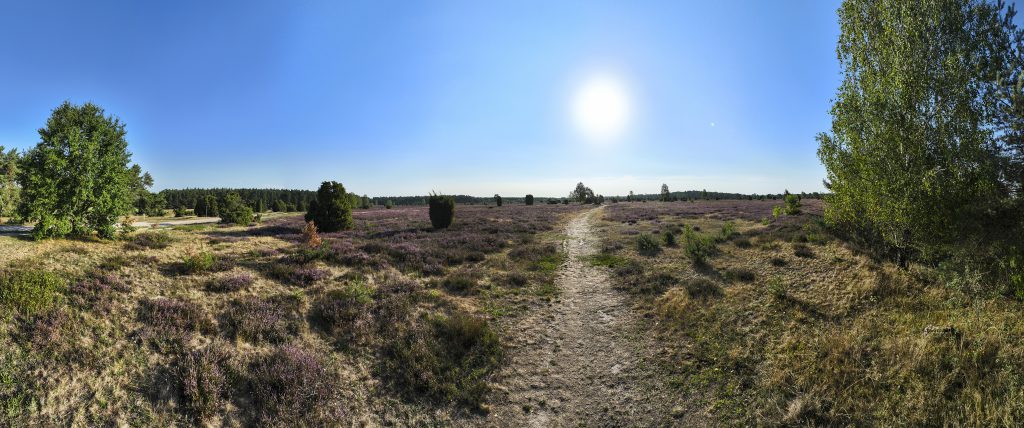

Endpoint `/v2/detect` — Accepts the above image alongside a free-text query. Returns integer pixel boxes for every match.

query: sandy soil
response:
[481,207,678,427]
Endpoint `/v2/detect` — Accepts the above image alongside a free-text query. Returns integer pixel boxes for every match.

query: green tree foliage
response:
[818,0,1022,262]
[273,199,288,212]
[660,183,670,202]
[783,190,801,215]
[305,181,353,232]
[428,193,455,229]
[524,194,534,205]
[17,102,141,239]
[569,182,595,204]
[0,146,19,218]
[219,192,253,225]
[494,194,502,207]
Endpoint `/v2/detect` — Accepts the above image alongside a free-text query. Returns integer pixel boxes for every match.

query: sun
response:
[571,74,632,142]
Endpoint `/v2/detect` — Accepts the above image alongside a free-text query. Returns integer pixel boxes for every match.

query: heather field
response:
[592,200,1024,426]
[0,204,586,426]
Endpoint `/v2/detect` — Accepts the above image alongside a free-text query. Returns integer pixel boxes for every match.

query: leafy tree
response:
[219,192,253,225]
[305,181,353,232]
[627,190,634,202]
[569,182,595,204]
[18,102,141,239]
[524,194,534,205]
[660,184,670,202]
[384,199,394,209]
[273,199,288,212]
[494,194,502,207]
[818,0,1019,261]
[428,193,455,229]
[0,146,19,218]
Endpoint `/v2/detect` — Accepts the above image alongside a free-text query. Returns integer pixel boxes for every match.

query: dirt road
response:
[484,207,677,427]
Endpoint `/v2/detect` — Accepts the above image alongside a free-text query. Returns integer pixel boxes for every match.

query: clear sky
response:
[2,1,855,196]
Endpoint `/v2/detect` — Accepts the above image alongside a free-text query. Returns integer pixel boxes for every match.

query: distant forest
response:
[157,187,825,211]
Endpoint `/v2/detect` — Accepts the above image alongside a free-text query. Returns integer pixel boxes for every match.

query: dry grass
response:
[598,200,1024,426]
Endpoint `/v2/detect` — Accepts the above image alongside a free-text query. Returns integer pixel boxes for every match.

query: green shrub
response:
[783,191,801,215]
[767,276,787,299]
[428,193,455,229]
[524,194,534,206]
[306,182,353,232]
[772,206,783,220]
[381,311,503,408]
[494,194,502,207]
[0,270,65,316]
[682,277,723,299]
[684,226,715,264]
[219,192,254,225]
[636,233,661,256]
[182,251,216,274]
[663,231,677,247]
[719,221,737,241]
[384,200,394,209]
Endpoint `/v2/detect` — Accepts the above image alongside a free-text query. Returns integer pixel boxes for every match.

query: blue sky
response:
[2,1,862,196]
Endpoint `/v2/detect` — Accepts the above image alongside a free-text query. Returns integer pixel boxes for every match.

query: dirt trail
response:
[484,207,677,427]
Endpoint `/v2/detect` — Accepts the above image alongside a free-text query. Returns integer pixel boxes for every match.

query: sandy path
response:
[484,207,676,427]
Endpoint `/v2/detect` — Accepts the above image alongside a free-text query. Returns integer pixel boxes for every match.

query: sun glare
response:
[571,74,632,142]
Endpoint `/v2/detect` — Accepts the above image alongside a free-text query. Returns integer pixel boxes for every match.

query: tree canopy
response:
[18,102,142,239]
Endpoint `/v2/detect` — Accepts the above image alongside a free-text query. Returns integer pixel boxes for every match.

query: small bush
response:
[494,194,502,207]
[783,191,801,215]
[505,271,529,287]
[181,250,217,274]
[384,200,394,209]
[138,298,213,345]
[310,282,374,346]
[684,227,715,264]
[206,273,254,293]
[768,277,787,299]
[126,231,173,250]
[301,220,322,248]
[663,231,677,247]
[719,222,737,241]
[636,233,661,256]
[249,344,339,425]
[428,193,456,229]
[525,194,534,205]
[794,243,815,258]
[219,192,254,225]
[770,257,788,267]
[440,271,478,294]
[0,270,65,316]
[381,311,503,408]
[224,294,303,343]
[682,278,723,299]
[734,237,752,248]
[726,268,756,282]
[305,181,353,232]
[175,345,230,422]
